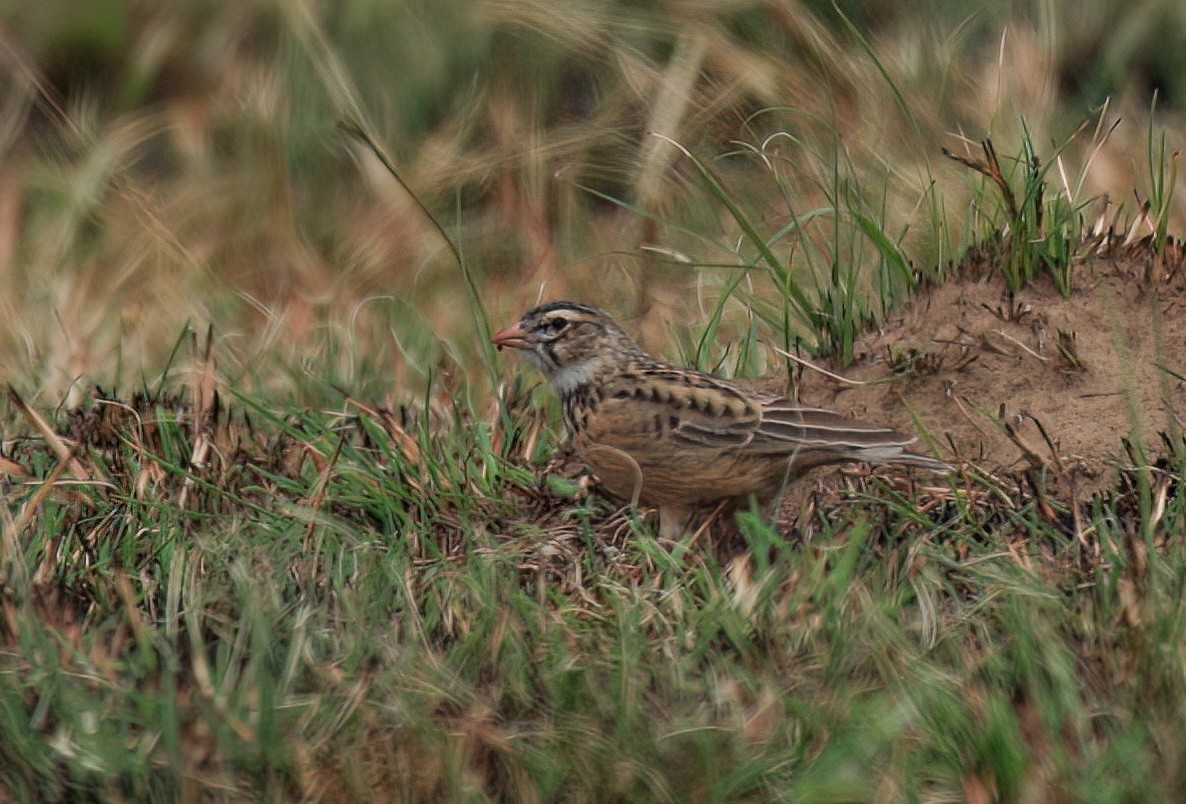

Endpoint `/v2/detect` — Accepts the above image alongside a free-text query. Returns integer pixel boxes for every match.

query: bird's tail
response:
[855,445,953,474]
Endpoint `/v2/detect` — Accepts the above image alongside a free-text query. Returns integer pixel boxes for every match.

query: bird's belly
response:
[575,437,785,508]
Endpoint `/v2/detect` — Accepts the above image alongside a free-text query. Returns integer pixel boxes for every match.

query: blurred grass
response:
[4,0,1186,798]
[3,0,1186,397]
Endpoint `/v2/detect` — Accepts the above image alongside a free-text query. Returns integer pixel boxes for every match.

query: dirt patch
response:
[788,239,1186,492]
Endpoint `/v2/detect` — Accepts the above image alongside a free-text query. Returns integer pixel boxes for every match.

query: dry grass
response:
[1,2,1185,398]
[3,331,1186,799]
[5,1,1186,799]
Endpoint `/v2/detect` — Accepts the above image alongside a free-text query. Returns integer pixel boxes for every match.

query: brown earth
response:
[786,238,1186,495]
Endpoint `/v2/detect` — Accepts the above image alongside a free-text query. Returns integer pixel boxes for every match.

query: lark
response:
[495,301,947,538]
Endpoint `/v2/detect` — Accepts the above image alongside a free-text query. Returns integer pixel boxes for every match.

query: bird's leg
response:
[657,505,694,542]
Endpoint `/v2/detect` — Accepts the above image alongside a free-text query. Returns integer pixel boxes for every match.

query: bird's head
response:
[493,301,643,392]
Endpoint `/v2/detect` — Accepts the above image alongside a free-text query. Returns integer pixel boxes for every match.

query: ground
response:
[792,237,1186,490]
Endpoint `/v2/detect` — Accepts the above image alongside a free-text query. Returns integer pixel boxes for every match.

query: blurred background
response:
[1,0,1184,406]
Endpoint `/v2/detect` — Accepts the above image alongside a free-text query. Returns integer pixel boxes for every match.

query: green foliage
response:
[944,118,1118,297]
[1148,94,1181,253]
[4,379,1186,799]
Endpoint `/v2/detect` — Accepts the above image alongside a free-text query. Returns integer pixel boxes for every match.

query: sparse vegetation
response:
[4,1,1186,800]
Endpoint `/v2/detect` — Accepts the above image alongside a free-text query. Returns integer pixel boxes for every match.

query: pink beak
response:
[493,322,530,351]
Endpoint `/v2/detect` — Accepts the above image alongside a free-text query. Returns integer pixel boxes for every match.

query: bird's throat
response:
[547,360,598,395]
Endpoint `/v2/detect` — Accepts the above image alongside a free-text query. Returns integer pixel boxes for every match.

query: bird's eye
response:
[544,318,569,333]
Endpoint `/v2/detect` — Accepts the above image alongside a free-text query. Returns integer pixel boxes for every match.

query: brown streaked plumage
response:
[494,301,948,538]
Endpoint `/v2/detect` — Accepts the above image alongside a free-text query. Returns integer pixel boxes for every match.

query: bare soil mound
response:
[792,239,1186,493]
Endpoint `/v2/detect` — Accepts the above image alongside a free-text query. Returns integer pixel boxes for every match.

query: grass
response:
[5,0,1186,799]
[4,375,1186,799]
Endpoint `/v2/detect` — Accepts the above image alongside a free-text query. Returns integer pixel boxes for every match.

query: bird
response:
[494,301,949,539]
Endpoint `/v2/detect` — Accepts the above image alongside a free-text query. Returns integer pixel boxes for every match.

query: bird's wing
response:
[751,398,917,457]
[589,367,761,454]
[591,364,923,462]
[598,368,918,457]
